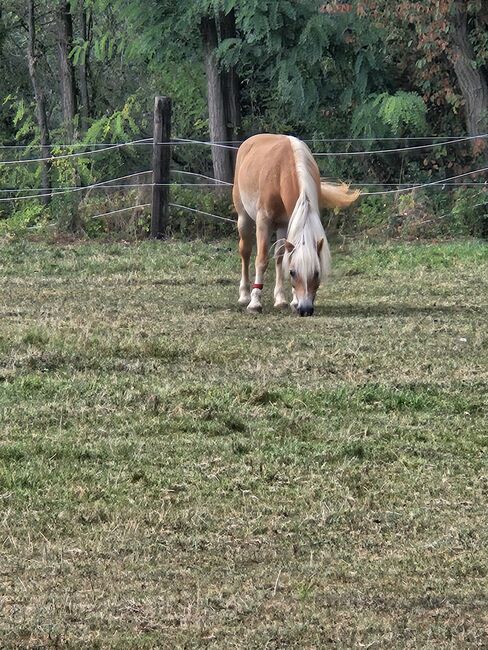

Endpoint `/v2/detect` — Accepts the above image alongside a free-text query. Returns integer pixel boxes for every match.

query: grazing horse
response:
[233,134,360,316]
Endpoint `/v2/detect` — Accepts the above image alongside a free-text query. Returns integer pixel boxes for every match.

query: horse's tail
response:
[320,182,360,209]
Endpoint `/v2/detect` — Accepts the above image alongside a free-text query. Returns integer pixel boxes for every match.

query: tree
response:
[56,0,78,141]
[220,8,241,141]
[27,0,52,203]
[113,0,241,181]
[112,1,383,178]
[355,0,488,144]
[451,0,488,138]
[201,13,234,182]
[77,5,91,132]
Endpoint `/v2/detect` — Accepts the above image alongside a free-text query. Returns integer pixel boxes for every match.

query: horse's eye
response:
[290,270,296,278]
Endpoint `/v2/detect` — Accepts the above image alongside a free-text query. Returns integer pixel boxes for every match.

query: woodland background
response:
[1,0,488,239]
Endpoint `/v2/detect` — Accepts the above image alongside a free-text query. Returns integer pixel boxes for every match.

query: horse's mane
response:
[283,138,331,281]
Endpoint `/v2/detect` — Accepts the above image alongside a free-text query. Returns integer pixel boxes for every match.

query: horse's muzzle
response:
[298,305,314,317]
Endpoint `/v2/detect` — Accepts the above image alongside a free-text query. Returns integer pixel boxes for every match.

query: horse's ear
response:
[317,238,324,255]
[285,240,295,253]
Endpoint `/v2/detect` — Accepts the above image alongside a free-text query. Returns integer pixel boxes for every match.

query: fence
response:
[1,95,488,237]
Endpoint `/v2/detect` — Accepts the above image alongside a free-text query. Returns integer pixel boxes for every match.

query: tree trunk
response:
[201,15,233,183]
[57,0,77,141]
[220,9,241,171]
[27,0,51,204]
[78,8,91,133]
[451,0,488,146]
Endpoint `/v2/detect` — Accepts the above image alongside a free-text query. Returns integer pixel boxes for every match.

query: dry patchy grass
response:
[0,238,487,648]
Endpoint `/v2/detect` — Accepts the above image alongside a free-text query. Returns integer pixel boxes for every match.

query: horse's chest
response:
[240,187,260,220]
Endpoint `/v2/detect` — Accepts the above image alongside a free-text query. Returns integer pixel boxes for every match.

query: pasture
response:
[1,237,487,648]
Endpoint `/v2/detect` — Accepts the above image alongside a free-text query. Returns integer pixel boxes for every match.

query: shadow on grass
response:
[315,302,483,318]
[154,277,235,287]
[198,301,481,318]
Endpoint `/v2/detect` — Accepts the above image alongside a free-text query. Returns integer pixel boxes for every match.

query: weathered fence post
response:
[151,96,171,238]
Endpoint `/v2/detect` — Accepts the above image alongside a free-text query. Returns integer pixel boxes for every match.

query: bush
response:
[334,187,488,241]
[73,183,235,241]
[451,188,488,238]
[2,173,487,244]
[168,185,235,239]
[354,196,390,231]
[0,202,46,238]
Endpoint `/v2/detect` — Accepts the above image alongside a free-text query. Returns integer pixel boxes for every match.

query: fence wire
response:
[1,132,487,165]
[90,201,236,225]
[361,164,488,195]
[2,133,487,149]
[0,139,152,165]
[2,133,488,229]
[90,204,151,220]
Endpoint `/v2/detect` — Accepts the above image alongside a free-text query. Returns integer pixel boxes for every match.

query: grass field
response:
[0,237,487,648]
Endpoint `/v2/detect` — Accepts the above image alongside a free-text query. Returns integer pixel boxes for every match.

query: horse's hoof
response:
[238,296,251,307]
[247,303,262,314]
[274,301,289,310]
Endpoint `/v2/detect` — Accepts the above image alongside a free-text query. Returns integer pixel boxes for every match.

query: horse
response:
[232,134,360,316]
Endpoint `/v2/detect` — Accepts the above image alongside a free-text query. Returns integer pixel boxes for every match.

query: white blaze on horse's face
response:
[285,239,324,317]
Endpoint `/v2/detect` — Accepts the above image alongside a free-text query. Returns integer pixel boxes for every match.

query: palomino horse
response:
[233,134,360,316]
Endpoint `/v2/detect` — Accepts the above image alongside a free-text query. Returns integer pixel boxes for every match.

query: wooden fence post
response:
[151,96,171,238]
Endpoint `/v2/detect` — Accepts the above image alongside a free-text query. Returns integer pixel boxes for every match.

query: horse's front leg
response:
[273,227,288,310]
[247,213,270,314]
[290,288,299,313]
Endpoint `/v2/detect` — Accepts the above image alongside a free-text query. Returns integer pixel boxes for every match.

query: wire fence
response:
[0,138,153,165]
[2,132,487,149]
[1,133,488,229]
[360,164,488,196]
[2,132,488,163]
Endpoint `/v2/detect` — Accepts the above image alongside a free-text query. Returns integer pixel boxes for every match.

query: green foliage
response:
[0,202,45,238]
[352,91,428,138]
[336,188,488,241]
[84,95,142,144]
[355,196,390,230]
[451,189,488,238]
[169,186,234,239]
[154,60,208,140]
[2,94,37,145]
[379,92,428,134]
[70,38,90,66]
[69,183,233,241]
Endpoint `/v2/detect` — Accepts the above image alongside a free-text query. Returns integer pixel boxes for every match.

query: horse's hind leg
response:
[273,227,288,310]
[248,211,270,314]
[238,212,253,306]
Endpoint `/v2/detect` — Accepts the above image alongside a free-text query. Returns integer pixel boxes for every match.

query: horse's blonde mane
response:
[283,137,331,281]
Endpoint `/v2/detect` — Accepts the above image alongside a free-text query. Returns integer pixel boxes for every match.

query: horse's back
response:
[233,134,300,222]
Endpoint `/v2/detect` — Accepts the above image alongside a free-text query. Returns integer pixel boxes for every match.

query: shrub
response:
[168,185,235,239]
[450,188,488,238]
[0,202,46,238]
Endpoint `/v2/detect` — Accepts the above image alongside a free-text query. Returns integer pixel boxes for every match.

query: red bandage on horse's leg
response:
[252,283,264,290]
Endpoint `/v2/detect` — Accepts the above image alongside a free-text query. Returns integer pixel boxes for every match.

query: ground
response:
[0,237,487,649]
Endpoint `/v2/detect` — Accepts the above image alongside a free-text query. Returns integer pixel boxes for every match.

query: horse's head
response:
[285,238,325,317]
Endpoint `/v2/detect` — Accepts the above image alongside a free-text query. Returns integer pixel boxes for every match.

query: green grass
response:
[0,237,487,648]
